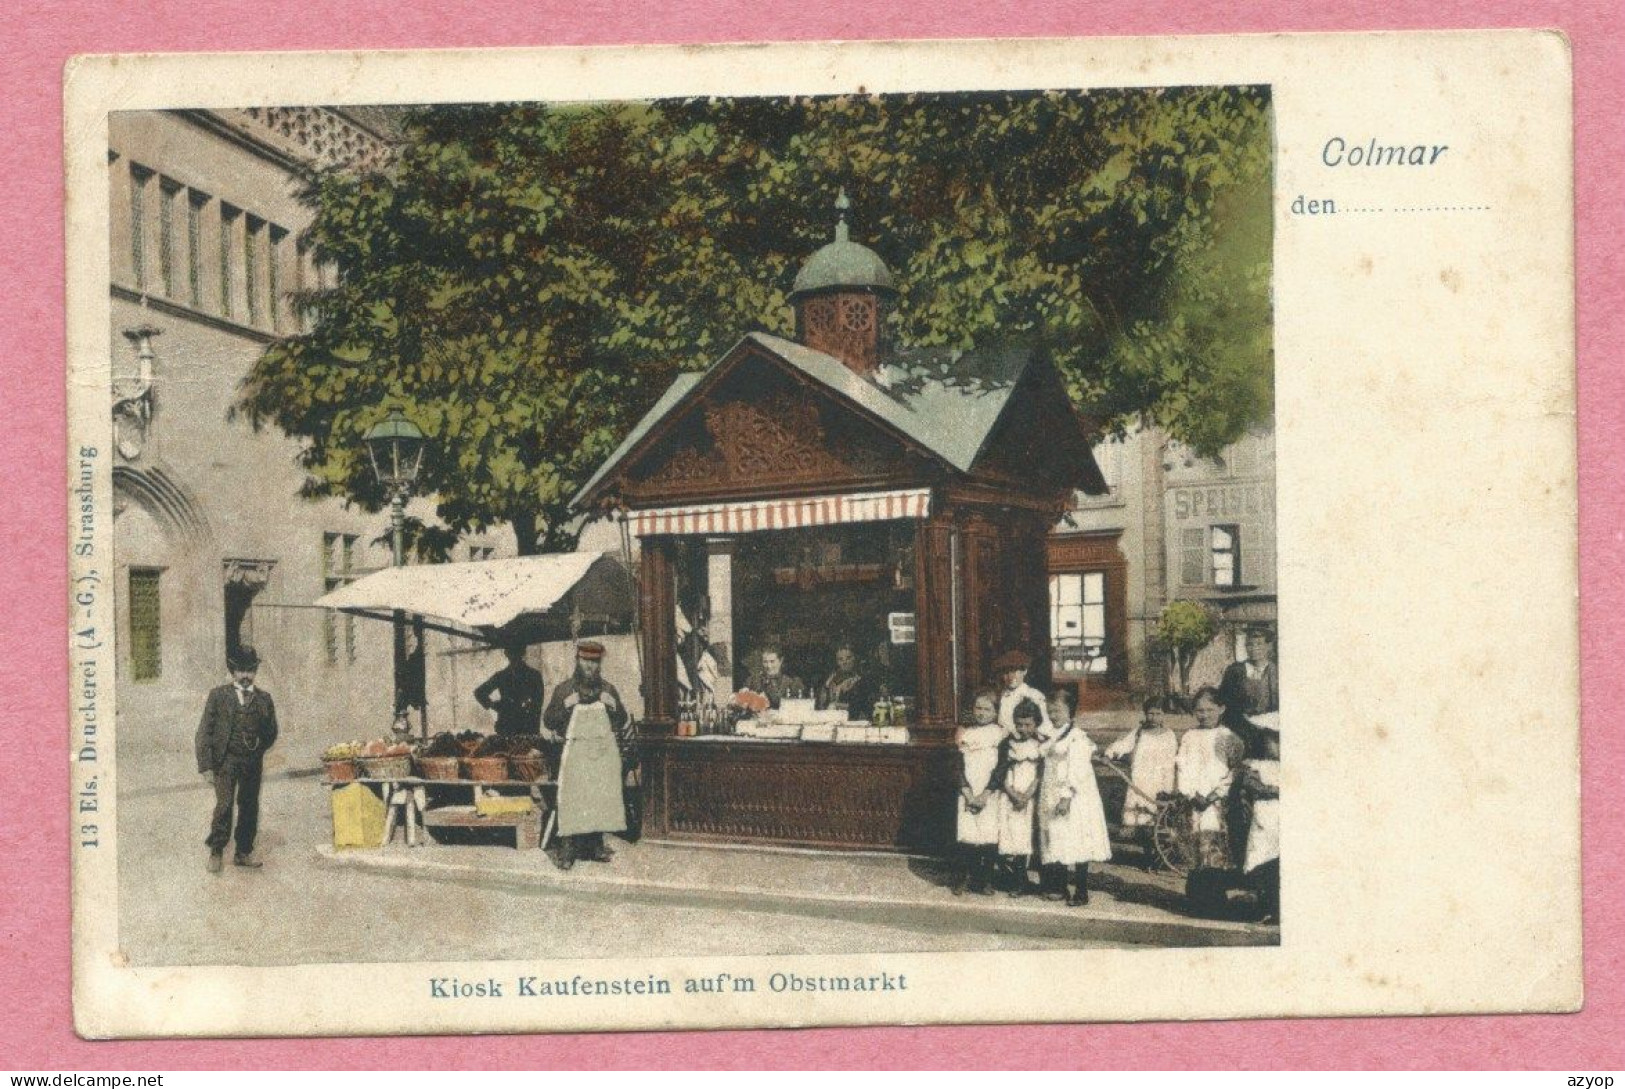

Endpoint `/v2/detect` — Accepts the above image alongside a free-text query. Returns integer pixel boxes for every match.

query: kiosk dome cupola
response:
[790,190,896,377]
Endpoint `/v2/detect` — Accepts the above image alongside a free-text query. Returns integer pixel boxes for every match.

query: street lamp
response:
[364,407,426,565]
[364,408,426,726]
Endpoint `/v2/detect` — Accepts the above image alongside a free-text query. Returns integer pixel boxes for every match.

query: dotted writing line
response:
[1343,205,1492,213]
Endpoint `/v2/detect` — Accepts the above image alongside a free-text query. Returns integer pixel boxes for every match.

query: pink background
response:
[3,0,1620,1070]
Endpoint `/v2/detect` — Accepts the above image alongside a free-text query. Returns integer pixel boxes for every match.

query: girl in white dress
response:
[996,698,1045,897]
[953,691,1003,895]
[1104,696,1179,866]
[1038,689,1113,906]
[1175,686,1246,871]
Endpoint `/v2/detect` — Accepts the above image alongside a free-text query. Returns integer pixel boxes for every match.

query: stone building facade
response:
[107,109,513,776]
[1048,424,1276,711]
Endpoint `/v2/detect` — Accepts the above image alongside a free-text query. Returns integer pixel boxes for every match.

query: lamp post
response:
[364,408,426,724]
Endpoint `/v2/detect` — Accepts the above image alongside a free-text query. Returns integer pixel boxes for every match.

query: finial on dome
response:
[834,187,850,244]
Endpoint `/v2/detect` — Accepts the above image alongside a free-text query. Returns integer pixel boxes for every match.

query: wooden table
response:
[333,777,557,850]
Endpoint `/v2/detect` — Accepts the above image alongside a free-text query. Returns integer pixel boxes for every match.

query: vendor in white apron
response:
[542,641,635,870]
[1241,712,1281,923]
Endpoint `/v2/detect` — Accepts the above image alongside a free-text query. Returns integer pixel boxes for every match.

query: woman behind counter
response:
[744,646,805,710]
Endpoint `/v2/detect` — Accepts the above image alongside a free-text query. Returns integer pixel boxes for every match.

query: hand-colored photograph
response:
[105,86,1279,969]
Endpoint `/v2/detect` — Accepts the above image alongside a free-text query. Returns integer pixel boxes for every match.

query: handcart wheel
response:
[1152,795,1201,878]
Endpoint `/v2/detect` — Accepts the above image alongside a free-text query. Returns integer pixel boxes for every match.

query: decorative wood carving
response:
[704,395,851,480]
[639,391,891,495]
[641,738,957,851]
[912,513,957,732]
[798,291,883,375]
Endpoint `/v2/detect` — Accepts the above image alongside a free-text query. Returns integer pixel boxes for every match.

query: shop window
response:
[128,568,162,681]
[1049,571,1108,675]
[323,532,359,665]
[1211,524,1241,588]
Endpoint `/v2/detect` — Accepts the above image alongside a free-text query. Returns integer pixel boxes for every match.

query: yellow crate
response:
[331,782,387,848]
[474,794,534,818]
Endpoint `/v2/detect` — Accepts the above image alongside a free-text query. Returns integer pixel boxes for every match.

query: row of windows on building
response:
[117,155,331,333]
[124,535,498,681]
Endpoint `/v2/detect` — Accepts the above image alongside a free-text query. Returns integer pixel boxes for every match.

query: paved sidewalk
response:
[317,834,1277,948]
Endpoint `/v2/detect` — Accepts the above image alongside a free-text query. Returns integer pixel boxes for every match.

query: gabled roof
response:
[573,331,1083,509]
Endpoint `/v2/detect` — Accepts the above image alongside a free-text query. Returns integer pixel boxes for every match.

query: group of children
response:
[953,651,1112,905]
[953,654,1283,921]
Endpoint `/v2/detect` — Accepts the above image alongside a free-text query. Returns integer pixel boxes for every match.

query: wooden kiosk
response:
[575,213,1106,852]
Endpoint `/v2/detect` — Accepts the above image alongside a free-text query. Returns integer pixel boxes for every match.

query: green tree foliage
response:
[239,88,1271,554]
[1152,599,1221,699]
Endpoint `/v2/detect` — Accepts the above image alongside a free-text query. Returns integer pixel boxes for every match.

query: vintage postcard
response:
[65,31,1578,1037]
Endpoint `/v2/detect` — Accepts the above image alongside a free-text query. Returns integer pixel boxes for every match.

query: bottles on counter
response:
[676,692,729,738]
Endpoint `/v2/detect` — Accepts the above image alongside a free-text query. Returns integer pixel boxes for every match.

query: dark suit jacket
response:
[1219,660,1277,732]
[195,684,279,773]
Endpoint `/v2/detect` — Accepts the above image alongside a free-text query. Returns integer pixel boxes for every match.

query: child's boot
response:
[1068,863,1091,907]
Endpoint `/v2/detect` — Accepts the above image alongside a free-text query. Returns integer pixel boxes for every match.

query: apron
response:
[556,703,627,837]
[1244,759,1281,872]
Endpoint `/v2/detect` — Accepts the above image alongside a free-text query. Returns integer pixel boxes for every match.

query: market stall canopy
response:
[315,551,635,645]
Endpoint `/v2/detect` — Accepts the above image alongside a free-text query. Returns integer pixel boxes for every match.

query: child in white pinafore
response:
[1037,689,1113,906]
[952,690,1003,896]
[1104,696,1179,867]
[996,698,1045,897]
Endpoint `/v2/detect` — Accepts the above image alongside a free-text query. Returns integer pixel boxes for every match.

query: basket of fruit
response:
[322,741,362,782]
[416,733,466,780]
[463,756,510,782]
[509,747,552,782]
[358,739,413,780]
[415,755,460,780]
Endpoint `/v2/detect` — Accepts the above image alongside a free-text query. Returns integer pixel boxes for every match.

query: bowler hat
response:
[229,645,261,671]
[992,649,1030,673]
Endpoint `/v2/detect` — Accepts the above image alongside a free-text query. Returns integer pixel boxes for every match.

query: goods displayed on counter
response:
[691,687,908,744]
[317,732,553,782]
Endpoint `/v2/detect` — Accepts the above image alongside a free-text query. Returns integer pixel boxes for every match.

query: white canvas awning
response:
[316,551,634,643]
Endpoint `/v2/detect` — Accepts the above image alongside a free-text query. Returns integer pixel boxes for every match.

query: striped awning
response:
[626,488,932,537]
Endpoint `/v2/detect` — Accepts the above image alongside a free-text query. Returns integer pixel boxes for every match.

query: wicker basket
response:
[323,757,358,783]
[358,754,412,780]
[415,755,461,781]
[509,752,551,782]
[463,755,510,782]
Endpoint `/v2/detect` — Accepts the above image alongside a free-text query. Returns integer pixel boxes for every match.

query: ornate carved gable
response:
[620,351,923,502]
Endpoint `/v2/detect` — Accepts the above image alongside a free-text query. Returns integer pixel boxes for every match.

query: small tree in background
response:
[1153,600,1220,704]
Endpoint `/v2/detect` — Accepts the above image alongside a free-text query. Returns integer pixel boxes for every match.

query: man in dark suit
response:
[195,646,279,873]
[473,643,546,736]
[1218,626,1278,750]
[1218,626,1277,867]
